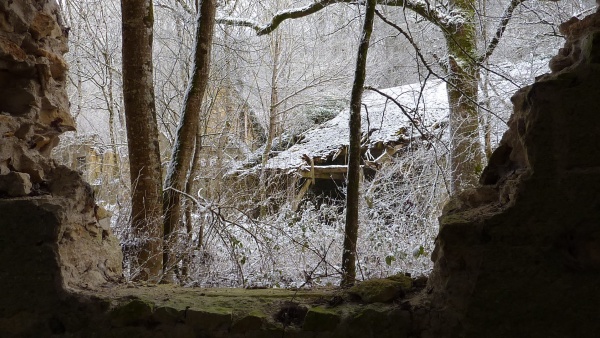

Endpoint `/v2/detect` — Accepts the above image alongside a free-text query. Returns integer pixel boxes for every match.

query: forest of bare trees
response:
[55,0,594,286]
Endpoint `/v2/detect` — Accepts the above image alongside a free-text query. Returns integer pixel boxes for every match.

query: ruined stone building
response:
[52,134,118,186]
[195,85,263,201]
[200,85,262,159]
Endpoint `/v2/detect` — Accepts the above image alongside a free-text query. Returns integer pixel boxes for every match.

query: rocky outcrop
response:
[0,0,72,169]
[426,10,600,338]
[0,0,122,324]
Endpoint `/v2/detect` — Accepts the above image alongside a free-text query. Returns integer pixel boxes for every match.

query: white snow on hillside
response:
[263,79,449,169]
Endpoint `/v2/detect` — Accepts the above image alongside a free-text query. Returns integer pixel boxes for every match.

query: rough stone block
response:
[109,299,154,327]
[302,307,340,332]
[30,13,60,39]
[385,273,413,290]
[344,307,390,337]
[185,307,232,333]
[348,278,404,303]
[231,311,266,333]
[152,306,184,325]
[0,171,31,196]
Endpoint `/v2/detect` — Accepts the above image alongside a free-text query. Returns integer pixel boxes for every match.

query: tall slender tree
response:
[121,0,163,281]
[341,0,376,287]
[162,0,217,281]
[259,31,281,217]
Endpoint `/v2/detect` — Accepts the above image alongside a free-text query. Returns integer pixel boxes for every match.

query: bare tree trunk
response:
[341,0,376,287]
[121,0,163,282]
[162,0,216,281]
[259,32,281,217]
[481,66,494,159]
[181,125,203,281]
[479,0,493,160]
[445,0,484,193]
[101,52,123,181]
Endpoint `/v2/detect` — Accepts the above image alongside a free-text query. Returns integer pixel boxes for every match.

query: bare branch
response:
[175,0,195,15]
[155,0,195,15]
[374,9,439,77]
[363,86,431,142]
[217,0,453,36]
[215,17,263,32]
[217,0,341,35]
[383,0,454,30]
[155,3,177,13]
[479,0,527,63]
[374,9,508,126]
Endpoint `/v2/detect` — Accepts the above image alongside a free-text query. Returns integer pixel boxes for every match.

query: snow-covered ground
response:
[262,79,449,169]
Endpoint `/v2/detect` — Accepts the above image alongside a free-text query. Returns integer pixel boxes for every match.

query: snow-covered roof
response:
[263,79,449,169]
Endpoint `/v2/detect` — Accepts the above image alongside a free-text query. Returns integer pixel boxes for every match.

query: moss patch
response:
[302,306,341,332]
[109,299,154,327]
[345,306,389,336]
[231,310,266,333]
[386,273,413,290]
[82,284,407,337]
[348,278,405,303]
[152,305,183,325]
[185,306,232,332]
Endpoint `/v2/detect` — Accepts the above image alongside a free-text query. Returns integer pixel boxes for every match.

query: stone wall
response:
[0,1,122,334]
[426,10,600,337]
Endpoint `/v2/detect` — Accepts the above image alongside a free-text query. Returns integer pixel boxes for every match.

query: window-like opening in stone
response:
[23,0,596,293]
[76,156,87,172]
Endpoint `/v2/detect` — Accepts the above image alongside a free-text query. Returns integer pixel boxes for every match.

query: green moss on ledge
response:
[82,284,412,337]
[303,306,341,332]
[348,276,411,303]
[109,299,154,327]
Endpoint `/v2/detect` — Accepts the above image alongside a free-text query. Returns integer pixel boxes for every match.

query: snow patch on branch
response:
[216,17,264,32]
